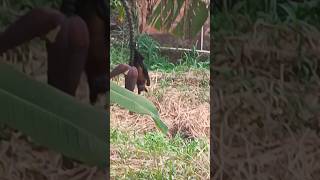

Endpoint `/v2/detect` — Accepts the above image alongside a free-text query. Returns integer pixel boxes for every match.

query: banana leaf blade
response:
[110,81,168,135]
[0,62,108,168]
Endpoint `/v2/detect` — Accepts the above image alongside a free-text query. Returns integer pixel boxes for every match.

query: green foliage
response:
[136,34,161,65]
[0,62,107,168]
[110,81,168,135]
[179,46,210,70]
[110,0,122,8]
[279,1,320,24]
[136,34,209,72]
[135,132,207,157]
[110,45,129,67]
[110,0,125,22]
[111,129,209,178]
[136,34,175,71]
[213,0,320,36]
[111,34,209,73]
[148,0,209,38]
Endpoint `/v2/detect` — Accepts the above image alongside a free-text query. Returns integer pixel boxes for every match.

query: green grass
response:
[110,34,209,73]
[212,1,320,37]
[110,128,209,179]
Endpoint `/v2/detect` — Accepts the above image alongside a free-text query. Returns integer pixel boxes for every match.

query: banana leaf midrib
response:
[110,82,158,115]
[0,62,107,168]
[0,62,107,140]
[110,81,168,134]
[0,87,105,143]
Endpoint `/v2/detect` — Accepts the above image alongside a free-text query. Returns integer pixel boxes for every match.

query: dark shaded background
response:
[211,0,320,179]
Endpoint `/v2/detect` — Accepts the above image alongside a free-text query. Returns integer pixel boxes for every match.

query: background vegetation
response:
[212,1,320,179]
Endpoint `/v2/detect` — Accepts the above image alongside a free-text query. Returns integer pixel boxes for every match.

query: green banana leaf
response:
[0,62,107,168]
[147,0,209,38]
[110,81,168,135]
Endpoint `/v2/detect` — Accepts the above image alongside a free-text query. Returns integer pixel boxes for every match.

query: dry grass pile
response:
[212,22,320,179]
[110,69,210,178]
[111,70,210,139]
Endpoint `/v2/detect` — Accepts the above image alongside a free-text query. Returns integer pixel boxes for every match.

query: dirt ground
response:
[212,22,320,180]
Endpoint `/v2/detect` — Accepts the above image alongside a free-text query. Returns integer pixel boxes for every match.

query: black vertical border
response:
[105,0,111,179]
[210,0,214,179]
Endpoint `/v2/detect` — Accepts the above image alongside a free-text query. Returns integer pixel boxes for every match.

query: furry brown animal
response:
[0,0,108,104]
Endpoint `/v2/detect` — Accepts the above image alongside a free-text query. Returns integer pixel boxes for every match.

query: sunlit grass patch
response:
[110,129,209,179]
